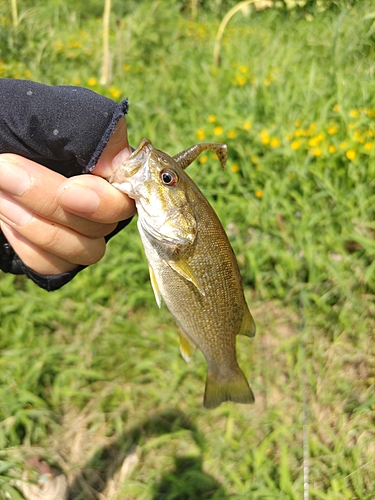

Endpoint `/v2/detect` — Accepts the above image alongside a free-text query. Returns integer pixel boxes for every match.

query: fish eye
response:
[160,168,178,186]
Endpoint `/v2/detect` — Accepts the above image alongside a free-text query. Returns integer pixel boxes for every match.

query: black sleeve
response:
[0,78,133,291]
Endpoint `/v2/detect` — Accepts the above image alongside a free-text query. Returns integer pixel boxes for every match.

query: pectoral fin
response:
[149,264,162,308]
[167,259,205,296]
[238,306,256,338]
[178,328,196,363]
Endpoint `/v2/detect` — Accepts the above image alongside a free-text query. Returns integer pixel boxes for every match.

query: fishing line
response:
[299,290,310,500]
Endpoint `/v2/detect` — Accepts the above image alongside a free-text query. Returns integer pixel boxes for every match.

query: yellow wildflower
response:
[261,135,270,145]
[228,130,237,139]
[309,123,317,132]
[87,77,97,86]
[295,129,304,138]
[328,125,338,134]
[197,128,206,141]
[199,155,208,164]
[213,126,224,136]
[346,149,357,160]
[123,64,131,71]
[365,142,373,150]
[208,114,216,123]
[291,140,300,150]
[239,65,248,73]
[312,147,322,157]
[251,156,259,163]
[244,121,252,130]
[349,109,359,118]
[260,129,269,137]
[308,137,319,147]
[329,145,336,154]
[294,119,302,127]
[340,142,347,149]
[109,86,121,99]
[231,164,240,173]
[270,138,280,148]
[255,189,263,199]
[69,40,82,48]
[264,79,271,86]
[286,133,293,141]
[333,104,340,112]
[235,75,246,86]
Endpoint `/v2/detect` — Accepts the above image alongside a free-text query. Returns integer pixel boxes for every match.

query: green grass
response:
[1,1,375,498]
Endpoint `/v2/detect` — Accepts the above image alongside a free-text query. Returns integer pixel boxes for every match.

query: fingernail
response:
[0,193,33,226]
[59,184,101,213]
[0,158,31,196]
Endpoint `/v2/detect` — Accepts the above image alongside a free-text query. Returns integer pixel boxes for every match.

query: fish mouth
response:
[108,139,152,184]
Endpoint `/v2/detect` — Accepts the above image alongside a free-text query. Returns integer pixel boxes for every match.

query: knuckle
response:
[68,238,106,266]
[36,223,61,249]
[27,220,107,267]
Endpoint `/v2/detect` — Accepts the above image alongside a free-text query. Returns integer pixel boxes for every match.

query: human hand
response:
[0,117,136,275]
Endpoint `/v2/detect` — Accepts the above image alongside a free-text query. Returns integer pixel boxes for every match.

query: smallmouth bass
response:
[108,139,256,409]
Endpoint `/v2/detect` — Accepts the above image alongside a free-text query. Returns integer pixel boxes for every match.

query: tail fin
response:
[203,367,255,409]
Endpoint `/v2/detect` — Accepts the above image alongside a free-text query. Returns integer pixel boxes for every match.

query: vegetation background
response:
[1,0,375,498]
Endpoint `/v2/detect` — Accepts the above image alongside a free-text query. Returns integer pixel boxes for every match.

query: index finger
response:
[0,154,117,238]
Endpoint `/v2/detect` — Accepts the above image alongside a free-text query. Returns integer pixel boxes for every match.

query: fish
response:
[108,139,256,409]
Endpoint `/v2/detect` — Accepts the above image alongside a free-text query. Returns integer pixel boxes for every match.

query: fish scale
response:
[108,138,256,409]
